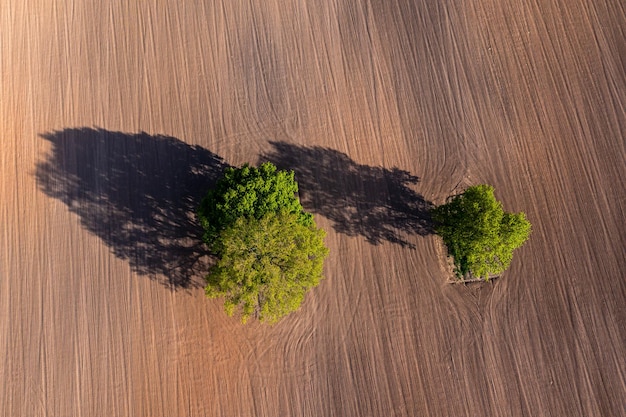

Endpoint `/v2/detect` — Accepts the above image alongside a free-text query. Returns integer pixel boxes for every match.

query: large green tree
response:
[198,162,328,323]
[206,211,328,323]
[431,184,531,279]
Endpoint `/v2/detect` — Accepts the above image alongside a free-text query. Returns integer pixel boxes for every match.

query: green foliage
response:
[206,211,328,324]
[431,184,531,279]
[197,162,312,250]
[198,162,328,323]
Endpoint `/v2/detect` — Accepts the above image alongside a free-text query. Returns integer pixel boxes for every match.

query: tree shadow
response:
[36,127,228,290]
[262,142,434,248]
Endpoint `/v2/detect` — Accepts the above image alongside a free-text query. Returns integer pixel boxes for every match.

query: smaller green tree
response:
[431,184,531,279]
[206,211,328,323]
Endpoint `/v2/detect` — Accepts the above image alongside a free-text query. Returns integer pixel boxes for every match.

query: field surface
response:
[1,1,625,416]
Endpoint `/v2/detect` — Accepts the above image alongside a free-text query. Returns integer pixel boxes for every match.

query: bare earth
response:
[1,1,625,416]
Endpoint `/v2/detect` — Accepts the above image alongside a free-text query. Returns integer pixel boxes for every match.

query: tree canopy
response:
[198,162,328,323]
[206,211,328,323]
[197,162,312,250]
[431,184,531,279]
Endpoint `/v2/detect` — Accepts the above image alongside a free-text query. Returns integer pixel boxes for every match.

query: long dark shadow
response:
[36,127,228,289]
[262,141,434,248]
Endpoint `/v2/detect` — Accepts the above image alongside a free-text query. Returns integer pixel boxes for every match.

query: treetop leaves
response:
[198,162,312,250]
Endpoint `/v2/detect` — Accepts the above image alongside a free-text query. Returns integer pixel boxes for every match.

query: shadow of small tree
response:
[262,141,434,247]
[36,127,228,289]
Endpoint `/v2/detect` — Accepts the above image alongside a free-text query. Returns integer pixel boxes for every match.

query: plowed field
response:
[1,1,624,416]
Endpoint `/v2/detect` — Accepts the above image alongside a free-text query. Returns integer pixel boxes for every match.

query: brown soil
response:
[1,1,624,416]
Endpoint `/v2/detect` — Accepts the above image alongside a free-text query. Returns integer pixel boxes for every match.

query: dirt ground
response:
[1,1,625,416]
